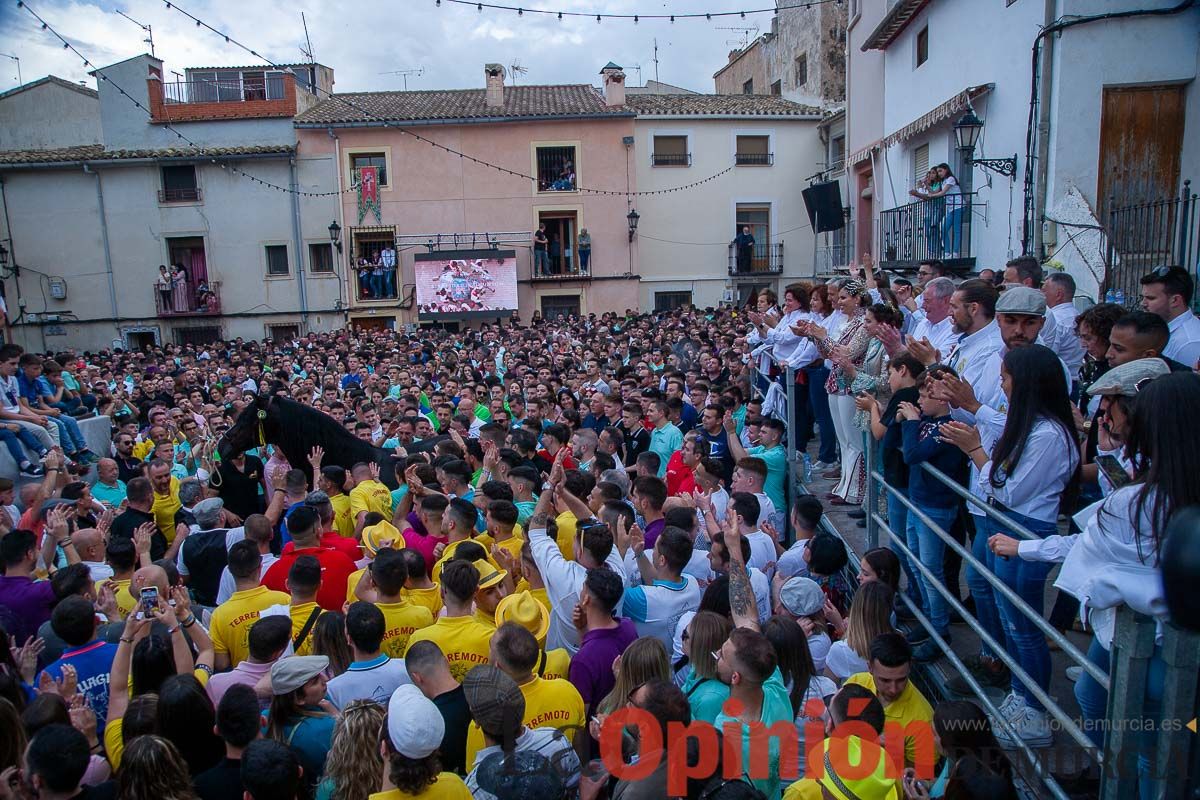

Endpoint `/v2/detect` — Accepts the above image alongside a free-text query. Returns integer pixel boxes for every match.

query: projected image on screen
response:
[415,250,517,317]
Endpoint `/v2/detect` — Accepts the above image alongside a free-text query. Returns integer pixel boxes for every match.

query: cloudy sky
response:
[0,0,773,96]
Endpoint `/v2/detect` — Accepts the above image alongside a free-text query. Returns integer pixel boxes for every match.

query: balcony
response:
[530,264,591,282]
[158,187,201,203]
[728,242,784,277]
[148,74,297,123]
[735,152,774,166]
[155,280,221,317]
[879,193,977,271]
[652,153,692,167]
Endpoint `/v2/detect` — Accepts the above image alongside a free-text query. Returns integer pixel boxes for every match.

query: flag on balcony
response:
[357,166,381,224]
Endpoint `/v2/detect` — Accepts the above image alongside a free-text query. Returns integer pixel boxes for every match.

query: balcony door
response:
[539,211,577,275]
[735,204,770,272]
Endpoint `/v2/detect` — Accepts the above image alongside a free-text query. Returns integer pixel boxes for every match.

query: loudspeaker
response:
[802,181,845,233]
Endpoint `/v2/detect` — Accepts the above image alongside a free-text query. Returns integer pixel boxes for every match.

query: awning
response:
[846,142,880,168]
[881,84,993,150]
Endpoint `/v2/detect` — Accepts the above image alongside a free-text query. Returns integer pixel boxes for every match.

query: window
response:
[912,143,929,187]
[535,146,577,192]
[794,54,808,88]
[350,153,388,187]
[742,79,754,95]
[652,135,690,167]
[735,135,773,166]
[537,212,581,276]
[915,26,929,68]
[831,136,846,169]
[770,80,782,96]
[308,243,335,273]
[265,245,290,276]
[540,295,580,320]
[267,324,300,342]
[655,291,692,311]
[173,326,221,346]
[160,165,199,202]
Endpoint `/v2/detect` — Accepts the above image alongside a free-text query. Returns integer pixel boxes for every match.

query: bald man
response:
[91,458,128,508]
[71,528,112,583]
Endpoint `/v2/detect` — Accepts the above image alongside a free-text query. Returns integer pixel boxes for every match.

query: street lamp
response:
[953,107,1017,179]
[626,208,640,242]
[328,220,342,253]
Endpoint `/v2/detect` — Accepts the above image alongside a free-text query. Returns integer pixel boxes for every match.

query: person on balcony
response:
[577,228,591,273]
[171,264,190,314]
[733,226,755,274]
[381,245,397,298]
[532,224,549,276]
[156,265,173,313]
[909,164,965,258]
[908,167,943,257]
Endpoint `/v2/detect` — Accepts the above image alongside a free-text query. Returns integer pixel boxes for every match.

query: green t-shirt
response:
[749,444,787,515]
[713,668,794,800]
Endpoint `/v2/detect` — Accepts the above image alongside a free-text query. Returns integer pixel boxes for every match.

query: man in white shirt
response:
[908,277,959,359]
[727,492,777,578]
[1042,272,1086,384]
[326,601,412,709]
[620,527,701,651]
[1139,265,1200,369]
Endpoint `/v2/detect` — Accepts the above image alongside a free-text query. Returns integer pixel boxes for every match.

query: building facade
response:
[294,63,639,330]
[712,2,848,107]
[627,92,823,309]
[0,54,342,351]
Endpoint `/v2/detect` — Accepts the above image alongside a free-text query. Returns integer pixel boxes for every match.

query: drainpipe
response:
[1032,0,1057,258]
[328,127,348,323]
[289,157,309,332]
[85,164,120,332]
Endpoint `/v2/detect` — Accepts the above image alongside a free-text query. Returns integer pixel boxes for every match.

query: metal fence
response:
[856,445,1200,799]
[1103,179,1198,306]
[727,242,784,276]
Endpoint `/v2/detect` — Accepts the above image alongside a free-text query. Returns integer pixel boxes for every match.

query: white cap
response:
[387,684,444,759]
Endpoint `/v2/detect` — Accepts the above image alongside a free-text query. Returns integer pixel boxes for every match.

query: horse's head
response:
[217,394,275,461]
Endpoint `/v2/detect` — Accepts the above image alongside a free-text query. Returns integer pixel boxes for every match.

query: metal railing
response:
[158,187,201,203]
[857,442,1200,799]
[651,153,692,167]
[1103,179,1197,307]
[728,241,784,276]
[162,76,286,104]
[879,192,977,270]
[735,152,774,166]
[155,280,221,317]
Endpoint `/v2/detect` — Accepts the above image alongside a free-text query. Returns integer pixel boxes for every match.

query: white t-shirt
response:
[776,539,810,580]
[0,375,21,413]
[808,631,832,673]
[745,529,778,578]
[825,640,869,681]
[325,656,411,710]
[624,575,701,653]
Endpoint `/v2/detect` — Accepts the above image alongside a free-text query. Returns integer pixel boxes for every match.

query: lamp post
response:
[626,208,640,243]
[953,106,1018,196]
[328,220,342,253]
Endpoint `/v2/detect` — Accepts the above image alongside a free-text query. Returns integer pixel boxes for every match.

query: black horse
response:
[217,394,444,490]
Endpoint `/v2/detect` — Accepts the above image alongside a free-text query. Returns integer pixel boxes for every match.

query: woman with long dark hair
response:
[912,700,1014,799]
[762,615,834,779]
[266,655,337,787]
[156,674,223,777]
[941,344,1079,748]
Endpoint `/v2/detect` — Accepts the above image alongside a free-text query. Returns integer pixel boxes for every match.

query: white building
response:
[0,54,343,351]
[626,92,824,309]
[851,0,1197,297]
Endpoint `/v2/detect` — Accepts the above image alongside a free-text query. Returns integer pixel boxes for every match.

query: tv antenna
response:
[717,25,759,49]
[379,68,424,90]
[652,38,660,82]
[0,53,20,86]
[299,12,315,65]
[114,9,155,57]
[509,59,529,85]
[627,64,642,85]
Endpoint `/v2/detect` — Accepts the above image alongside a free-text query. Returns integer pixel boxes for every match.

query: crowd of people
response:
[0,256,1197,800]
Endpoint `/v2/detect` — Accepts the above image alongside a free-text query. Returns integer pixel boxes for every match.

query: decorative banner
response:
[357,166,381,224]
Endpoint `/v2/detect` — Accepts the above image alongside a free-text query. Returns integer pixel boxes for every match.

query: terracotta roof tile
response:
[294,84,634,125]
[0,143,293,165]
[623,93,821,117]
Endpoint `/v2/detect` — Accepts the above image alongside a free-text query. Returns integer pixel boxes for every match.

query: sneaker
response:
[814,461,838,470]
[904,624,931,645]
[913,639,945,662]
[996,691,1024,720]
[946,655,1011,695]
[19,463,44,478]
[1066,665,1083,682]
[996,705,1053,749]
[847,509,866,519]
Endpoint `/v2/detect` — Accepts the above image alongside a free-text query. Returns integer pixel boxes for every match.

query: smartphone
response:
[137,586,158,620]
[1095,454,1133,490]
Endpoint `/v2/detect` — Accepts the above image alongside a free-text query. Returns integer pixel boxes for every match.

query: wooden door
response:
[1097,85,1185,213]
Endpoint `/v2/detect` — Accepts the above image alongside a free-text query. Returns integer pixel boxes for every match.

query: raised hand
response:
[939,420,983,455]
[629,523,645,558]
[38,663,77,697]
[928,371,979,413]
[906,337,937,366]
[14,636,44,684]
[133,523,155,558]
[308,445,325,470]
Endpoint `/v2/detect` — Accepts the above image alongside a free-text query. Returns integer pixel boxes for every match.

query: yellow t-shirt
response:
[406,615,494,682]
[367,773,473,800]
[152,476,182,542]
[844,672,934,767]
[541,648,571,682]
[378,600,435,658]
[474,609,497,629]
[289,601,321,656]
[490,534,524,564]
[431,537,497,583]
[464,675,586,765]
[403,585,443,617]
[350,479,394,522]
[346,567,367,603]
[554,511,577,560]
[99,578,135,620]
[329,493,355,538]
[529,586,550,612]
[210,585,292,667]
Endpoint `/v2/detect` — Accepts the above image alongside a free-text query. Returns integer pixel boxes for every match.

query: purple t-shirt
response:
[0,575,57,643]
[568,617,639,718]
[642,518,667,551]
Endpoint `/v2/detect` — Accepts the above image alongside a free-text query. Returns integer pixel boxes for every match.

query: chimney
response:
[484,64,506,108]
[599,62,626,107]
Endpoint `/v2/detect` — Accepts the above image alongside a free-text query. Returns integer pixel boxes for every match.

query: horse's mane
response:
[268,397,386,471]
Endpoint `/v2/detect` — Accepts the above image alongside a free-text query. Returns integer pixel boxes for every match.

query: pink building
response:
[295,64,639,331]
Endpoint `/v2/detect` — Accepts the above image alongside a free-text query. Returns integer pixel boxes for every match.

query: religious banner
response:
[357,166,381,224]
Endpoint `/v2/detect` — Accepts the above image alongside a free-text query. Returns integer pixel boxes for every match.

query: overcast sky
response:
[0,0,775,97]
